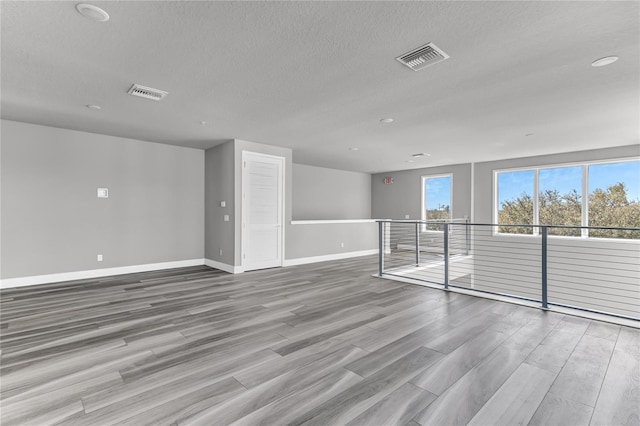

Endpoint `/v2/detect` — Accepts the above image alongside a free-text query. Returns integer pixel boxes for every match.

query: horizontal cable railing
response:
[377,220,640,321]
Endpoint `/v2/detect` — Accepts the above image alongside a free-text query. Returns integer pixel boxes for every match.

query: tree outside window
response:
[497,170,534,234]
[589,162,640,239]
[423,175,452,231]
[539,166,581,236]
[495,160,639,238]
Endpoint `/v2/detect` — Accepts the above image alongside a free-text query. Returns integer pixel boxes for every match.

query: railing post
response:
[378,221,384,277]
[415,222,420,266]
[444,223,449,289]
[541,226,548,309]
[465,218,470,256]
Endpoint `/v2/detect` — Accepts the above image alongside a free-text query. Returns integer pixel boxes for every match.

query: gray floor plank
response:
[413,346,529,426]
[270,312,384,356]
[467,363,556,425]
[292,347,443,426]
[529,392,594,426]
[548,334,616,407]
[345,382,437,426]
[83,348,279,414]
[344,322,452,378]
[65,376,245,426]
[178,345,367,425]
[524,327,584,374]
[421,311,502,354]
[586,321,621,342]
[0,256,634,426]
[590,347,640,426]
[234,339,347,389]
[410,328,509,395]
[616,326,640,358]
[230,368,362,426]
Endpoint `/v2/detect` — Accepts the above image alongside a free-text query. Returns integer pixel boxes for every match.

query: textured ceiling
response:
[1,1,638,173]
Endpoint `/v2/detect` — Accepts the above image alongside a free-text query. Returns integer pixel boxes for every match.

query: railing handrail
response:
[375,219,640,232]
[377,219,639,322]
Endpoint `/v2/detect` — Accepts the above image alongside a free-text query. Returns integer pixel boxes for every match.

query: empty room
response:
[1,1,639,425]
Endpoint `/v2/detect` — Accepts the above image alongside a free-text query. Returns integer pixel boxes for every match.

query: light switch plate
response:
[97,188,109,198]
[220,201,226,207]
[223,214,229,221]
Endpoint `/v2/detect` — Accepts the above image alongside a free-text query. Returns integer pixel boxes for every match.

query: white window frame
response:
[421,173,453,232]
[493,157,640,237]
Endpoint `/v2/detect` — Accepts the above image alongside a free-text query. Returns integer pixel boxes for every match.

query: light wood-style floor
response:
[1,256,638,426]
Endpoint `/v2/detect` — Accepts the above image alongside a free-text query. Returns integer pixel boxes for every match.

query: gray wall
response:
[204,141,235,264]
[1,120,204,279]
[371,145,639,223]
[373,145,639,318]
[372,163,472,220]
[205,140,377,266]
[286,222,377,260]
[292,164,371,220]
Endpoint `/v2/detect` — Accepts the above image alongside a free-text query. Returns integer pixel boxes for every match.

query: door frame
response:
[241,150,285,271]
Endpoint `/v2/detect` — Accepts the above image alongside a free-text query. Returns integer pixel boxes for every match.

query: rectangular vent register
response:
[127,84,168,101]
[396,42,450,71]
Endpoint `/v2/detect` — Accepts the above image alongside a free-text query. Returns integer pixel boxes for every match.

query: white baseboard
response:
[1,251,378,288]
[283,249,378,267]
[204,259,244,274]
[0,258,206,289]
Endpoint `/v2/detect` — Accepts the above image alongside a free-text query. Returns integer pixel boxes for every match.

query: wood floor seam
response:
[1,256,637,426]
[586,332,620,424]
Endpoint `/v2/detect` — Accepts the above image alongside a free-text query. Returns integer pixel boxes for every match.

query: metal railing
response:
[377,220,640,321]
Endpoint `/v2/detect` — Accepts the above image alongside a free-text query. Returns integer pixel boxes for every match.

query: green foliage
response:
[425,205,450,230]
[498,194,534,234]
[498,183,640,239]
[589,183,640,238]
[539,189,581,236]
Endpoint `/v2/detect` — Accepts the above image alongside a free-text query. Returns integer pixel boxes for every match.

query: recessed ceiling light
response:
[349,147,359,151]
[411,153,431,157]
[380,118,394,124]
[86,104,101,110]
[200,121,207,125]
[591,56,618,67]
[76,4,110,22]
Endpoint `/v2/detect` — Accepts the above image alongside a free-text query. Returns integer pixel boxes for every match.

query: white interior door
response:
[242,151,284,271]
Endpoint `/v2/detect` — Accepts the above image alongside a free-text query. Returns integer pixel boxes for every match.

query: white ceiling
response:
[1,1,638,173]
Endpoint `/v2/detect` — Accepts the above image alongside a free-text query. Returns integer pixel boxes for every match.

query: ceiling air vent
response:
[127,84,168,101]
[396,43,449,71]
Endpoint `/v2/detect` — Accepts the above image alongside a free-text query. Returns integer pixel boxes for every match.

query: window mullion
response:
[533,169,539,236]
[582,164,589,238]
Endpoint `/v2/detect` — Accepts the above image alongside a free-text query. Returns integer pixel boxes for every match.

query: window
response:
[495,159,640,238]
[589,162,640,238]
[422,175,452,231]
[539,166,582,236]
[497,170,534,234]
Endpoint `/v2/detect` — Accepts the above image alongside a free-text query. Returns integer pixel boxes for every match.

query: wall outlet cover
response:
[97,188,109,198]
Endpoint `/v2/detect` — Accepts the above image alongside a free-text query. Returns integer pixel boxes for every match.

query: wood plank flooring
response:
[1,255,638,425]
